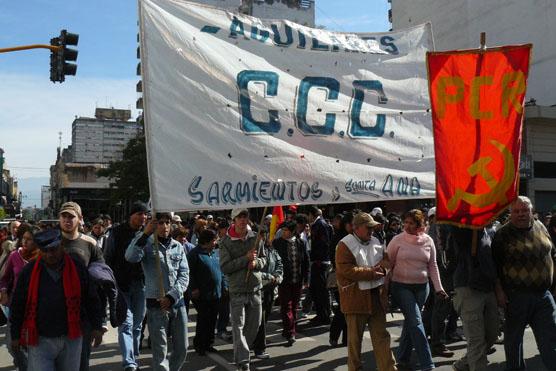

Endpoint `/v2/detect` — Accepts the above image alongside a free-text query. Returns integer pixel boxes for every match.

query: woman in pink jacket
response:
[386,209,448,371]
[0,223,38,371]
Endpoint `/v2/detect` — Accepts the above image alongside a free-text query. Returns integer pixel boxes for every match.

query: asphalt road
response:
[0,305,547,370]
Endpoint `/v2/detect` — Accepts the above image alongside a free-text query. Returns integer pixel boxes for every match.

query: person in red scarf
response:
[8,229,104,371]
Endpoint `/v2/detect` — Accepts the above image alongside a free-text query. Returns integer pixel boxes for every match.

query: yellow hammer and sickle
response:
[447,140,515,211]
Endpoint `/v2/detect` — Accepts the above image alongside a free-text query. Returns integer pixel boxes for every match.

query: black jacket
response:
[274,236,309,285]
[451,227,496,292]
[10,256,103,340]
[104,222,144,291]
[88,262,127,328]
[310,217,333,262]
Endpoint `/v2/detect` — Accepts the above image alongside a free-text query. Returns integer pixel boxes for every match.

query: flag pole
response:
[152,213,166,300]
[245,206,268,283]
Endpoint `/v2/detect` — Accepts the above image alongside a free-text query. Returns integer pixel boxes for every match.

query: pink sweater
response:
[0,249,28,296]
[386,232,444,292]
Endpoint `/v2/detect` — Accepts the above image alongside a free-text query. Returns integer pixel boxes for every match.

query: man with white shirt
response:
[336,212,396,371]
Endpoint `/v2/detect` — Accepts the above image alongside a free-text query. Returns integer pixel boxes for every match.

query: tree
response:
[0,207,6,220]
[98,134,150,205]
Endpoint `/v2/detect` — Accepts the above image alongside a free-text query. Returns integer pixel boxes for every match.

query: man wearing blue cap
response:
[9,229,104,371]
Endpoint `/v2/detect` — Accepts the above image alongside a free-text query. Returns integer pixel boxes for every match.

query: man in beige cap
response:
[336,212,397,371]
[58,201,105,371]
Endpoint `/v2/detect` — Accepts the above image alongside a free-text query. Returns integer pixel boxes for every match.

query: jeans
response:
[217,291,230,333]
[230,291,262,367]
[390,281,435,370]
[330,289,347,345]
[309,262,331,321]
[452,287,499,371]
[193,298,220,351]
[79,322,91,371]
[148,305,188,371]
[278,283,302,339]
[504,289,556,371]
[118,281,146,368]
[27,336,82,371]
[253,288,274,353]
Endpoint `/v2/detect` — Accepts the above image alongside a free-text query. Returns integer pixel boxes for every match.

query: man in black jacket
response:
[307,206,333,325]
[104,201,148,371]
[451,227,498,371]
[10,229,103,371]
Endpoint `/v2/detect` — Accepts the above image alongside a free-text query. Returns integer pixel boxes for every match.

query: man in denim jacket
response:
[125,212,189,371]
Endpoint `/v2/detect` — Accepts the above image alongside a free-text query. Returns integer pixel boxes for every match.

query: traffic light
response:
[49,30,79,83]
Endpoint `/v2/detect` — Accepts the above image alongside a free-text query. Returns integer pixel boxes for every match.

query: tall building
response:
[41,185,51,210]
[0,148,21,218]
[72,108,140,163]
[390,0,556,212]
[50,108,141,218]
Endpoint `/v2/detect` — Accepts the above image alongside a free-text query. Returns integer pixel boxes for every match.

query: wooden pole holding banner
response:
[245,206,268,283]
[471,32,486,257]
[152,215,167,300]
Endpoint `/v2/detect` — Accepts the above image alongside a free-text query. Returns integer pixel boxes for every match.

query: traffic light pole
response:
[0,44,62,54]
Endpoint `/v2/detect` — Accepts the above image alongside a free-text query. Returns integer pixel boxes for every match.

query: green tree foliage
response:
[98,134,150,204]
[0,207,6,220]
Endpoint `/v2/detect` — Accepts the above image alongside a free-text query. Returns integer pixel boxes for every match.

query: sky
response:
[0,0,390,206]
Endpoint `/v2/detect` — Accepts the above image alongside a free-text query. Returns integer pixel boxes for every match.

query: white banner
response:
[139,0,435,211]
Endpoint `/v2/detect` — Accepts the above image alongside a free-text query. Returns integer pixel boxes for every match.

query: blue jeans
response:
[504,289,556,371]
[147,305,188,371]
[27,336,82,371]
[118,281,146,368]
[391,281,435,370]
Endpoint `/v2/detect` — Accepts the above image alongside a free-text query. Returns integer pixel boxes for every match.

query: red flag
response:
[269,206,284,240]
[427,44,532,227]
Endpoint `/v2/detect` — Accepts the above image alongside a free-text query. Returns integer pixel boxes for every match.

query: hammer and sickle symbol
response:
[447,140,515,211]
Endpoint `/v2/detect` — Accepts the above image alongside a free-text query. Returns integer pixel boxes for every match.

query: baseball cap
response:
[352,212,380,228]
[231,208,249,219]
[59,202,82,218]
[172,215,182,223]
[370,207,383,217]
[428,207,437,218]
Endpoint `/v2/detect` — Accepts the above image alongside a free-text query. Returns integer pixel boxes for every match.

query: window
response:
[534,161,556,178]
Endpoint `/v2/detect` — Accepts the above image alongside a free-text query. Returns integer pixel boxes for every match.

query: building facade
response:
[50,108,140,218]
[390,0,556,212]
[72,108,140,163]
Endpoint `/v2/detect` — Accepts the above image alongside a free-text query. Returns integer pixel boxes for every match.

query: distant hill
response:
[19,177,49,208]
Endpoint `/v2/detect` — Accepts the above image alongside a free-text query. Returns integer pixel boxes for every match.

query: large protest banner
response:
[428,44,532,227]
[139,0,435,211]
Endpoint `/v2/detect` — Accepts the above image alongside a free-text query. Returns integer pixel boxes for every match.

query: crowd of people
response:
[0,196,555,371]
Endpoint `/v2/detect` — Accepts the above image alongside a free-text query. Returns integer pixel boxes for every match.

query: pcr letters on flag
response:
[427,44,532,227]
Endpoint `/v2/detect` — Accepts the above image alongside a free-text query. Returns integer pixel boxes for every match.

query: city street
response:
[0,305,546,370]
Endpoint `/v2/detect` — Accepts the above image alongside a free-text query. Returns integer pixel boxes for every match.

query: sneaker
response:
[237,363,250,371]
[101,325,109,334]
[329,339,339,348]
[431,344,454,358]
[217,331,233,341]
[255,351,270,359]
[286,336,296,346]
[494,334,504,344]
[207,346,219,353]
